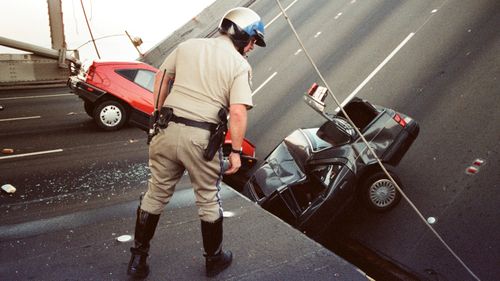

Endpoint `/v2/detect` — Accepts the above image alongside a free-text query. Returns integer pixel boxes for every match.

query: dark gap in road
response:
[317,231,425,281]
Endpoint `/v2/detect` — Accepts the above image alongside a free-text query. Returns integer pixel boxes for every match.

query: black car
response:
[239,84,419,237]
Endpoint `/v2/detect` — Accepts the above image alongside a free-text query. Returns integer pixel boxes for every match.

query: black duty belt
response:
[170,115,217,132]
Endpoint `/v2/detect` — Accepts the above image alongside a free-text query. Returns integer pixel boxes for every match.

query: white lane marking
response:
[0,116,41,122]
[341,33,415,107]
[252,72,277,97]
[265,0,299,28]
[314,31,322,38]
[334,12,343,20]
[0,93,72,101]
[0,149,63,160]
[294,49,302,55]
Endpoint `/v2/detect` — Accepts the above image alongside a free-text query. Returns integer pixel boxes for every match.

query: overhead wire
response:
[80,0,100,59]
[273,1,480,280]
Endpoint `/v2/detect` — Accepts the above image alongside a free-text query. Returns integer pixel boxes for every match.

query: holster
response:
[157,107,173,129]
[147,111,159,145]
[147,107,173,145]
[203,108,228,161]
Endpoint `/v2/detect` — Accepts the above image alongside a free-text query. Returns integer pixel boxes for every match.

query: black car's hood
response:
[243,128,333,202]
[243,141,306,201]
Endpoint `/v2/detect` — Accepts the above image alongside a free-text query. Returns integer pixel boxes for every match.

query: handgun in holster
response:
[203,108,229,161]
[147,70,172,145]
[147,107,173,145]
[147,110,159,145]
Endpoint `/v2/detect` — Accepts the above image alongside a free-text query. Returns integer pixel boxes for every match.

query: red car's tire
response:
[84,101,95,117]
[93,100,128,131]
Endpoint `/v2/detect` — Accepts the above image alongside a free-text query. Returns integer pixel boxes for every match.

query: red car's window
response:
[116,69,155,92]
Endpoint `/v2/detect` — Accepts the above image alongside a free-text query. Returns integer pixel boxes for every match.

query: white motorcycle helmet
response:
[219,7,266,54]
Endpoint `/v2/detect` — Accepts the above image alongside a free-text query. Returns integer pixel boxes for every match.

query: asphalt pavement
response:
[0,184,368,281]
[1,0,498,280]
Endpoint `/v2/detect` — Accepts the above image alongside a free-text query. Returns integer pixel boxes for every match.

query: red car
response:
[68,60,157,131]
[68,60,256,176]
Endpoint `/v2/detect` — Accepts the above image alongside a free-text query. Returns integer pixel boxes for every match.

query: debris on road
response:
[466,166,479,175]
[472,158,485,166]
[223,211,235,218]
[465,158,485,175]
[116,234,132,242]
[1,184,16,194]
[0,105,4,110]
[427,217,437,224]
[1,148,14,154]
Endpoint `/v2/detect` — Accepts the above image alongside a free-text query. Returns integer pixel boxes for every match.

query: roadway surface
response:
[1,0,499,280]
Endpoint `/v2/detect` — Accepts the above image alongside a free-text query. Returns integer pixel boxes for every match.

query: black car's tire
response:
[359,171,402,212]
[84,100,95,117]
[93,100,128,131]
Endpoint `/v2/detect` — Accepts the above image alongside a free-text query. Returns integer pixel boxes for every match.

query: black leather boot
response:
[201,217,233,277]
[127,207,160,278]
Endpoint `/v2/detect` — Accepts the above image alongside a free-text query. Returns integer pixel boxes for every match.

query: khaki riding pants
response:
[141,122,224,222]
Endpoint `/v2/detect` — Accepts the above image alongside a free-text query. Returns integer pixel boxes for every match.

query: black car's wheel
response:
[360,171,402,212]
[84,101,95,117]
[93,100,128,131]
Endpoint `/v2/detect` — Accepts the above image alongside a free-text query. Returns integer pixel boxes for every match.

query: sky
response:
[0,0,216,63]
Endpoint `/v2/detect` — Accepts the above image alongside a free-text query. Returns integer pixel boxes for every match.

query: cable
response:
[80,0,100,59]
[273,1,481,280]
[73,34,125,50]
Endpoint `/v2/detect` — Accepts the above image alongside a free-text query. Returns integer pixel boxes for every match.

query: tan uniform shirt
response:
[159,36,253,124]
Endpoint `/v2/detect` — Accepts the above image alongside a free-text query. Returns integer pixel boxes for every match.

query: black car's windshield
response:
[301,128,333,151]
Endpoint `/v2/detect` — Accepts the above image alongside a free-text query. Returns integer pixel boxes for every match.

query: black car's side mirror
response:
[316,118,354,146]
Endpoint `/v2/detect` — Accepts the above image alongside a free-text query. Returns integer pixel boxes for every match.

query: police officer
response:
[127,7,266,278]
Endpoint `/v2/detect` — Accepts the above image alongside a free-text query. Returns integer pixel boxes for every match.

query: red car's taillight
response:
[393,113,407,127]
[86,65,95,82]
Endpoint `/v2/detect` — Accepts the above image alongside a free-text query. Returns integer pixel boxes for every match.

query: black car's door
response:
[295,163,356,234]
[261,185,303,226]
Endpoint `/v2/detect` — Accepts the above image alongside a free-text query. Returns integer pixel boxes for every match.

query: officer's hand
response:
[224,153,241,175]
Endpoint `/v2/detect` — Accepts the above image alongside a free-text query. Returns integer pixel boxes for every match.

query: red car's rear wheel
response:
[93,100,128,131]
